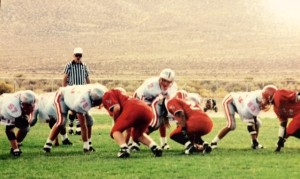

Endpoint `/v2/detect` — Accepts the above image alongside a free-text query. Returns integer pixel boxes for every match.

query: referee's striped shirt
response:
[64,60,90,86]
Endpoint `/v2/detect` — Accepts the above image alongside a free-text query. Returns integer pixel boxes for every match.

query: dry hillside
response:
[0,0,300,80]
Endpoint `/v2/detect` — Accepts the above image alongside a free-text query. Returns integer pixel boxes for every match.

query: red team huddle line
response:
[1,48,300,158]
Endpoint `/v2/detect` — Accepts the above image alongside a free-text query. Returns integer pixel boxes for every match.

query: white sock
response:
[184,141,192,148]
[120,144,128,148]
[46,139,53,144]
[88,138,92,146]
[212,136,220,143]
[83,141,89,149]
[149,141,156,148]
[160,137,167,146]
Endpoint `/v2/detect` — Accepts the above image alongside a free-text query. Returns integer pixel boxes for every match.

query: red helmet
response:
[262,85,278,104]
[175,90,188,100]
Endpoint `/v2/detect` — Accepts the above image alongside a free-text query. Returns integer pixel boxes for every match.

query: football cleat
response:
[62,138,73,145]
[185,143,196,155]
[210,142,218,149]
[128,142,140,152]
[151,145,163,157]
[83,148,90,153]
[68,129,74,135]
[89,146,96,152]
[118,147,130,158]
[203,143,212,154]
[10,148,22,157]
[75,131,81,135]
[252,143,264,150]
[43,143,52,153]
[161,143,170,150]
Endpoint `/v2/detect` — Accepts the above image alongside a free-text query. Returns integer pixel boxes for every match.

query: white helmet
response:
[20,90,36,105]
[159,68,175,82]
[188,93,202,105]
[90,87,104,102]
[73,47,83,54]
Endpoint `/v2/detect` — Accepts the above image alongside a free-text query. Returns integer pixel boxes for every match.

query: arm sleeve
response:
[63,63,70,75]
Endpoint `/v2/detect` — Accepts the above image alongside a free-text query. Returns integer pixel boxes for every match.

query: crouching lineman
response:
[133,68,177,150]
[30,92,72,146]
[102,88,162,158]
[166,90,213,154]
[210,89,266,149]
[0,90,36,156]
[261,85,300,152]
[43,84,107,153]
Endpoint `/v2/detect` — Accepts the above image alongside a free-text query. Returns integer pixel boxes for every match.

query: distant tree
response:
[0,81,13,95]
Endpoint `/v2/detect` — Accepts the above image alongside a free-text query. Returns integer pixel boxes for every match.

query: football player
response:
[210,89,266,149]
[133,68,178,150]
[102,88,162,158]
[30,92,72,146]
[166,90,213,154]
[0,90,36,156]
[43,84,107,153]
[261,85,300,152]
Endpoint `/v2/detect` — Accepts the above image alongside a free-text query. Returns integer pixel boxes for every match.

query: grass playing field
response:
[0,114,299,178]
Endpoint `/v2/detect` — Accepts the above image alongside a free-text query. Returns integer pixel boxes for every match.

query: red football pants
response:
[170,114,213,145]
[111,100,153,142]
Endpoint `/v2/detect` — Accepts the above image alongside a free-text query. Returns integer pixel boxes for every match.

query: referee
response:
[63,47,90,135]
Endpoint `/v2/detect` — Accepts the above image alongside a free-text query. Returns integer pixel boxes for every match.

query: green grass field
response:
[1,114,300,179]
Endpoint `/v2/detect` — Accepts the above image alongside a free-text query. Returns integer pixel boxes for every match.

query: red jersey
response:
[273,89,300,122]
[102,89,130,112]
[167,98,204,119]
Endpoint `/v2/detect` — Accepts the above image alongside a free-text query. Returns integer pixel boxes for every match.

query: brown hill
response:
[0,0,300,80]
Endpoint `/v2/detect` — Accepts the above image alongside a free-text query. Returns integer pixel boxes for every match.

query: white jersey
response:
[34,92,57,122]
[61,84,107,114]
[231,90,262,120]
[135,77,178,105]
[0,92,23,126]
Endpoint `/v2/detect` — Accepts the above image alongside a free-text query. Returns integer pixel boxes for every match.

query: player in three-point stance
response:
[31,92,72,146]
[43,84,107,153]
[261,85,300,152]
[0,90,36,156]
[102,88,162,158]
[166,90,213,154]
[210,89,266,149]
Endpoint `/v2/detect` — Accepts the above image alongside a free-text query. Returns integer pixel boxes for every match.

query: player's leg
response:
[132,108,162,157]
[68,111,77,134]
[76,113,90,152]
[247,118,263,149]
[86,113,95,151]
[188,115,213,153]
[110,112,133,158]
[211,94,236,149]
[15,115,30,147]
[286,115,300,139]
[5,125,21,156]
[170,126,196,155]
[43,93,67,152]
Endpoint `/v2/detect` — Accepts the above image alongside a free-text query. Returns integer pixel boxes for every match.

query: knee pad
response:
[5,126,16,140]
[247,123,257,135]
